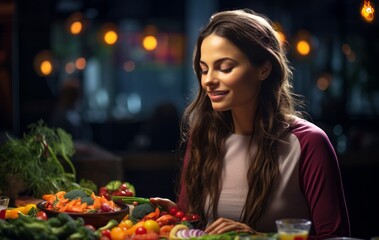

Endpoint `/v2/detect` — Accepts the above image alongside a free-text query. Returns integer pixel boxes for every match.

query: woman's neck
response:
[231,106,257,135]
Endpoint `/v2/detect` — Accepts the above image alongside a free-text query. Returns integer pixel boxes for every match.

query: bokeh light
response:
[33,50,54,77]
[296,40,311,56]
[65,62,75,74]
[40,60,53,76]
[70,21,83,35]
[104,30,118,45]
[142,35,158,51]
[75,57,86,70]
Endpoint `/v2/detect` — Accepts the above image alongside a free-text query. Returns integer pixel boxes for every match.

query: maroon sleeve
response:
[295,122,351,239]
[176,141,191,212]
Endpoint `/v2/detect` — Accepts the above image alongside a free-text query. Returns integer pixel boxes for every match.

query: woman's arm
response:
[297,125,350,239]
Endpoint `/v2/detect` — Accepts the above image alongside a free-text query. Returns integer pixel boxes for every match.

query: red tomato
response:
[119,183,129,191]
[101,229,111,238]
[168,206,178,216]
[123,189,134,196]
[181,216,190,222]
[99,186,108,195]
[175,211,185,219]
[190,213,201,221]
[36,211,48,220]
[135,226,147,235]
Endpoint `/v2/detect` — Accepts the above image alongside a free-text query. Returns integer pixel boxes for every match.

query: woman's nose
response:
[203,71,218,85]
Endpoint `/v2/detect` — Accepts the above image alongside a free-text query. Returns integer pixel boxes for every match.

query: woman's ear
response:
[258,61,272,80]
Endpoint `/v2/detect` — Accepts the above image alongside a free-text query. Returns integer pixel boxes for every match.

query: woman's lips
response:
[208,90,229,101]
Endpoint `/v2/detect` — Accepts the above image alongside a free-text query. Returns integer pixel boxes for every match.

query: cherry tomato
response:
[190,213,201,221]
[169,206,178,216]
[36,211,48,220]
[175,211,185,219]
[181,216,190,222]
[99,186,108,196]
[135,226,147,235]
[101,229,111,238]
[123,189,134,196]
[119,183,129,191]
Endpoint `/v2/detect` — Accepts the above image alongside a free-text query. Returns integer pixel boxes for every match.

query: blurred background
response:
[0,0,378,238]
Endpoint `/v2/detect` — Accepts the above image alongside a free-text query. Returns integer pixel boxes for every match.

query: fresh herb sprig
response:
[0,120,79,198]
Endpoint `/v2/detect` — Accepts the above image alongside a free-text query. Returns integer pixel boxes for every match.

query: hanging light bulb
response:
[361,0,375,23]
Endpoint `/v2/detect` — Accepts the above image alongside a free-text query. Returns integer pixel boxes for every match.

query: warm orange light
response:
[104,30,118,45]
[361,0,375,23]
[75,57,86,70]
[40,60,53,76]
[65,62,75,74]
[142,35,158,51]
[70,21,83,35]
[34,50,54,76]
[66,12,86,35]
[296,40,311,56]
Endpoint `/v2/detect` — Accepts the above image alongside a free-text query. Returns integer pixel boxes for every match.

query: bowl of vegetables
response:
[37,189,129,228]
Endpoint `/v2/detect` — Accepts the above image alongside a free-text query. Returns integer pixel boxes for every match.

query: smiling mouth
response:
[210,91,229,96]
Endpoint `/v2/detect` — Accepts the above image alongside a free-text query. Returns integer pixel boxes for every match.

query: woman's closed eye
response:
[200,69,208,75]
[220,67,233,73]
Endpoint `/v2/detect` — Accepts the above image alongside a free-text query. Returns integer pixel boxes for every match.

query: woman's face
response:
[199,34,264,113]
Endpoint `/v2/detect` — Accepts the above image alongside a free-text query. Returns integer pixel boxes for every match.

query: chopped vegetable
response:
[64,189,89,200]
[42,190,119,213]
[130,203,155,222]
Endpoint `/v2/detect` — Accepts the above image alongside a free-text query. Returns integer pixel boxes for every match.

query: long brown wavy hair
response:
[179,9,302,229]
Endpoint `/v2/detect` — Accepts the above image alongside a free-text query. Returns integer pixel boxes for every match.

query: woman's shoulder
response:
[289,116,331,144]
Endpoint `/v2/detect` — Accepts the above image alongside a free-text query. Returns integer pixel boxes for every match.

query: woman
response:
[150,9,350,239]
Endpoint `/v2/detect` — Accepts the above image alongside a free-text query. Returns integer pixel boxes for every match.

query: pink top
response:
[178,118,350,239]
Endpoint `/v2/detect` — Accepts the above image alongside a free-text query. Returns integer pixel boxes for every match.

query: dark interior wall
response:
[17,0,56,135]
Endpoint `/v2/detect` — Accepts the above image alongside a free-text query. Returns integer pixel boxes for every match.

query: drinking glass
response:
[0,196,10,219]
[276,218,312,240]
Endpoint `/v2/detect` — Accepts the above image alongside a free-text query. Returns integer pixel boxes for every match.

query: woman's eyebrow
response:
[200,57,236,66]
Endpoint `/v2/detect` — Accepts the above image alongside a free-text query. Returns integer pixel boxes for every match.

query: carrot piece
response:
[66,199,78,210]
[58,205,68,212]
[156,214,174,222]
[100,195,108,204]
[80,202,87,210]
[143,207,160,220]
[42,194,54,201]
[155,207,160,217]
[159,224,174,237]
[55,191,67,199]
[92,197,101,209]
[69,206,84,213]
